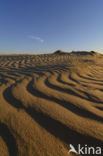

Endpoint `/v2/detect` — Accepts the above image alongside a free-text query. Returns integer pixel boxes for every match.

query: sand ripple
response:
[0,52,103,156]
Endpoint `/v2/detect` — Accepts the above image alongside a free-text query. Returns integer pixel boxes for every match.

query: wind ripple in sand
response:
[0,51,103,155]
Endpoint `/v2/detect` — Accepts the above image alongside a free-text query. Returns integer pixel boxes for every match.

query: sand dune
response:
[0,51,103,156]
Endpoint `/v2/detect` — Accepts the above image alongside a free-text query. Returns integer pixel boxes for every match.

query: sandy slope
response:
[0,51,103,156]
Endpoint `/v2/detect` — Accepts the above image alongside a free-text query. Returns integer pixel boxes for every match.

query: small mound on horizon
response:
[54,50,68,55]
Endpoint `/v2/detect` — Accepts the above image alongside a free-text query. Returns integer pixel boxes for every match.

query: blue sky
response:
[0,0,103,54]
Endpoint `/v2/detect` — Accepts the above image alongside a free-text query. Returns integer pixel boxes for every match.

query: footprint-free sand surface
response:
[0,51,103,156]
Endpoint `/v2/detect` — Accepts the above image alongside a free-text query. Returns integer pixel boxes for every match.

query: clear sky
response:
[0,0,103,54]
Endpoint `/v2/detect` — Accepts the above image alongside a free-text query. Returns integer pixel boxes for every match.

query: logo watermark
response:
[68,144,102,155]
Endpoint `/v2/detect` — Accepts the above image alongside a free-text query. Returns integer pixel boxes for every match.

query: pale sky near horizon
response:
[0,0,103,54]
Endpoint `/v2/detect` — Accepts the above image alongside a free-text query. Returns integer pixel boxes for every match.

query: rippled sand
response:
[0,51,103,156]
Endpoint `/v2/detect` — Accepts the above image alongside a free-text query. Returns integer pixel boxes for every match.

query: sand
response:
[0,51,103,156]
